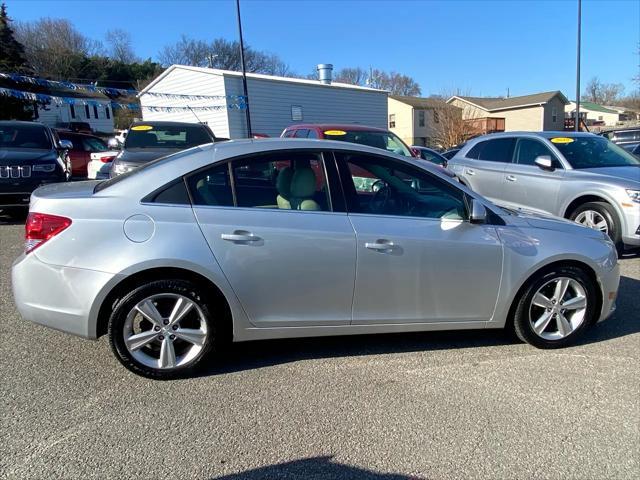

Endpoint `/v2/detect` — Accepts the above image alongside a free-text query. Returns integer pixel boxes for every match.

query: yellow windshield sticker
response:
[324,130,347,136]
[131,125,153,131]
[550,137,574,144]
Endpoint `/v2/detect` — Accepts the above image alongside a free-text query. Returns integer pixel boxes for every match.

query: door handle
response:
[221,231,261,243]
[465,168,475,176]
[365,240,396,252]
[506,175,517,182]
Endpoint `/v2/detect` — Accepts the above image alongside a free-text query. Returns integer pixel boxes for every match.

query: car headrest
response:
[276,166,293,199]
[290,167,317,198]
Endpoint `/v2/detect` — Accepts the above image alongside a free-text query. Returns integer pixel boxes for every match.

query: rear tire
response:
[570,201,624,255]
[512,265,598,349]
[108,279,218,379]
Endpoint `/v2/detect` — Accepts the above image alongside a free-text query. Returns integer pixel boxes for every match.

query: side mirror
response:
[469,199,487,224]
[58,139,73,150]
[107,138,120,150]
[534,155,554,170]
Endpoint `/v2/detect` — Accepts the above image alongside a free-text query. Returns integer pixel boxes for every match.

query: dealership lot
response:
[0,219,638,479]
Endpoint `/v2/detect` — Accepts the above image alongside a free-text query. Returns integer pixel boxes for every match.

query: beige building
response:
[447,91,569,132]
[565,101,622,126]
[388,95,460,147]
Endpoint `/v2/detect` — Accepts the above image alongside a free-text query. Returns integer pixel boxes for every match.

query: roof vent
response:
[317,64,333,85]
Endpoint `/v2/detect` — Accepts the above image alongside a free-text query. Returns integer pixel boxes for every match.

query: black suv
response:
[0,121,71,216]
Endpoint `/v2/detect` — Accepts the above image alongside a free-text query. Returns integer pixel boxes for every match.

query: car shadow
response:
[199,274,640,377]
[0,211,26,225]
[210,455,423,479]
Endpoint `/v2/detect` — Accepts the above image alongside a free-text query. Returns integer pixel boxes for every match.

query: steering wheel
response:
[370,183,394,213]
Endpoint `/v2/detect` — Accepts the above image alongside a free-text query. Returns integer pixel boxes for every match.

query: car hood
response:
[117,148,182,164]
[502,208,606,240]
[577,166,640,186]
[0,148,56,164]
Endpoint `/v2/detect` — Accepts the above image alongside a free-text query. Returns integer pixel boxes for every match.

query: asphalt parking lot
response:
[1,216,638,480]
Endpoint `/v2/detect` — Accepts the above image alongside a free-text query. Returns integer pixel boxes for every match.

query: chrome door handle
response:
[221,231,261,243]
[365,240,395,252]
[466,168,475,176]
[506,175,517,182]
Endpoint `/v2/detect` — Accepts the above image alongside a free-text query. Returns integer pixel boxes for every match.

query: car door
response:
[500,137,566,215]
[454,138,515,204]
[335,151,503,324]
[190,150,357,328]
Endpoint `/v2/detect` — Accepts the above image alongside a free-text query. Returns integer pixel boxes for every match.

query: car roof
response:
[466,131,597,141]
[285,124,389,133]
[0,120,47,127]
[130,121,210,128]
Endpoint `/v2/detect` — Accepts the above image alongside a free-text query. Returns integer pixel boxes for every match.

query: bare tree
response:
[105,28,137,63]
[365,69,421,95]
[334,67,367,85]
[15,18,102,77]
[582,76,624,105]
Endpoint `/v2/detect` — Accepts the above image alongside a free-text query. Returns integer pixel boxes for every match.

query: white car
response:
[87,151,119,179]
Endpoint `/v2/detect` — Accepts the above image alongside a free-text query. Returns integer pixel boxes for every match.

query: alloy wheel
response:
[528,277,588,341]
[574,210,609,233]
[123,293,208,370]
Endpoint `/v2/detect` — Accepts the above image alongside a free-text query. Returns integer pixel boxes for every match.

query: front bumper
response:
[12,252,123,338]
[0,179,63,207]
[622,204,640,246]
[597,260,620,322]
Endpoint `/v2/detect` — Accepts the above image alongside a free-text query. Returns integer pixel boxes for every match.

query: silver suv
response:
[448,132,640,254]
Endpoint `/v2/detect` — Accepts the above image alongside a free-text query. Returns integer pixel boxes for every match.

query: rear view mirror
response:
[469,199,487,224]
[534,155,554,170]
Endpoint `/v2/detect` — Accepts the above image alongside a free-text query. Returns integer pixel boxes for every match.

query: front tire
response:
[108,279,217,379]
[570,201,623,255]
[512,266,598,349]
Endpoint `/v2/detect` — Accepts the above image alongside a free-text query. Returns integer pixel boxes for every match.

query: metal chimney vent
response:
[317,64,333,85]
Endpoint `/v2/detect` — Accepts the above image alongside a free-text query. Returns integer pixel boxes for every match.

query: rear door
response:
[190,150,357,327]
[500,137,566,215]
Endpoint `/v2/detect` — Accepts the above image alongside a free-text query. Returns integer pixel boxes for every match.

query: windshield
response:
[0,124,51,149]
[125,124,213,149]
[552,136,640,169]
[323,130,412,156]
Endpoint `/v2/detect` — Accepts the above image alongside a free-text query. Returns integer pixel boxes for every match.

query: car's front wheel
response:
[512,265,598,349]
[108,279,217,379]
[570,201,623,255]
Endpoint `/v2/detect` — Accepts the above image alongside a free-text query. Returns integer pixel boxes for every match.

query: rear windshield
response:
[552,136,640,169]
[323,130,412,157]
[125,124,213,149]
[0,124,51,149]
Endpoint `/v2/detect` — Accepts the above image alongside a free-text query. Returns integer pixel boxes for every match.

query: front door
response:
[500,138,565,215]
[190,150,356,327]
[335,151,503,324]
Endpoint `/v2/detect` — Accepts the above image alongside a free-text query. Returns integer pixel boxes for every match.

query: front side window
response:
[551,136,640,169]
[307,129,319,139]
[336,152,466,220]
[293,129,309,138]
[82,137,108,152]
[515,138,558,166]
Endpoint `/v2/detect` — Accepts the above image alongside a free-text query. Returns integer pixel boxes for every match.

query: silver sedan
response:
[12,139,620,379]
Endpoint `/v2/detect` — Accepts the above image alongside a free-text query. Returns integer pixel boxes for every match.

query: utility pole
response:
[235,0,252,138]
[575,0,582,132]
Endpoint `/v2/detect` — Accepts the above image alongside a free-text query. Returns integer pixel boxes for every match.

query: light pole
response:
[575,0,582,132]
[235,0,252,138]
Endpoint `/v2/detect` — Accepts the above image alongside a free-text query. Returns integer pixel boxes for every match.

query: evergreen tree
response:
[0,2,34,119]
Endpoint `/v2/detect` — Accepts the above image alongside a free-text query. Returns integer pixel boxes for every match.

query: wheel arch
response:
[95,266,233,342]
[562,193,623,223]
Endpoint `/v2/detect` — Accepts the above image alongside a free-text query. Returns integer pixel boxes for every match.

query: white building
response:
[36,99,115,134]
[565,101,621,126]
[138,65,388,138]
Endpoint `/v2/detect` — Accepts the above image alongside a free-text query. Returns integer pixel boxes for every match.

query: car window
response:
[125,124,213,149]
[82,137,108,152]
[322,130,412,156]
[335,152,466,220]
[515,139,558,166]
[293,129,309,138]
[419,149,446,165]
[551,136,640,169]
[283,130,295,138]
[472,138,516,162]
[307,129,319,139]
[0,124,51,149]
[187,163,234,207]
[232,152,330,211]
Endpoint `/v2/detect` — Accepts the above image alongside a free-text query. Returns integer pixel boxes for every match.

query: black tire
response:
[512,265,598,349]
[108,279,218,379]
[569,201,624,256]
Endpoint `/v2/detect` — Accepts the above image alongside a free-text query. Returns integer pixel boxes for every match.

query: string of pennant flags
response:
[0,72,248,110]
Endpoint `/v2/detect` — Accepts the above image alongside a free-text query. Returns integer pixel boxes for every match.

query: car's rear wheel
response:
[570,201,623,255]
[108,279,216,379]
[512,265,598,349]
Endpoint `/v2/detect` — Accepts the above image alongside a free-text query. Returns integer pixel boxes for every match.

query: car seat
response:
[276,167,293,209]
[289,167,320,211]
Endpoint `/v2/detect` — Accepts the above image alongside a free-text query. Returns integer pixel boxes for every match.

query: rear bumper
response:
[12,252,123,339]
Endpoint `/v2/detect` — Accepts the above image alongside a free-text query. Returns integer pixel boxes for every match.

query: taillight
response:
[25,212,72,254]
[99,156,113,163]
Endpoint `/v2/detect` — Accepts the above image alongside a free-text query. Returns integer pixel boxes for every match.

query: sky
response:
[6,0,640,99]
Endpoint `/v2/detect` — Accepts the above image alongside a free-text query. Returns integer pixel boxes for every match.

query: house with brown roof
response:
[387,95,461,147]
[447,91,569,132]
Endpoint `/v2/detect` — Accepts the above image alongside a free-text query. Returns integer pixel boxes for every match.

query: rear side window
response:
[468,139,515,162]
[283,130,295,138]
[307,129,319,139]
[144,179,190,205]
[187,163,233,207]
[293,129,309,138]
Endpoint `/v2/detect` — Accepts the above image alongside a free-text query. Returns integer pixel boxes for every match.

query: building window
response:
[389,114,396,128]
[418,110,425,127]
[70,105,76,119]
[93,105,99,119]
[598,115,603,121]
[434,111,440,123]
[85,105,90,119]
[105,106,111,119]
[291,105,303,121]
[552,107,557,123]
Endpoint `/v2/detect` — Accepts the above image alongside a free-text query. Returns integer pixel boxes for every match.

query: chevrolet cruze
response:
[12,139,620,378]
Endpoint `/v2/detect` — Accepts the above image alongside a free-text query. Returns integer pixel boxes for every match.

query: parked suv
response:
[600,128,640,152]
[0,121,71,216]
[448,132,640,254]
